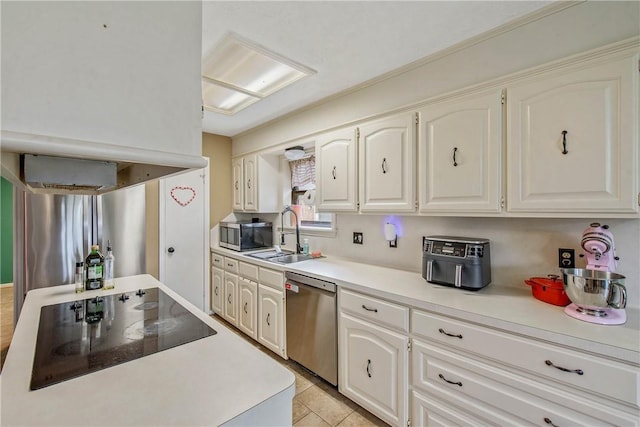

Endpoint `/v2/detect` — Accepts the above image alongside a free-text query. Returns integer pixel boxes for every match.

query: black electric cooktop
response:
[30,288,216,390]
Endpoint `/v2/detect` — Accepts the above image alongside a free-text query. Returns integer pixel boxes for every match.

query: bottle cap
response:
[76,261,83,267]
[91,244,99,251]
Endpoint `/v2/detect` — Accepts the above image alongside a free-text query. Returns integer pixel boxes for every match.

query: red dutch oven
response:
[524,275,572,306]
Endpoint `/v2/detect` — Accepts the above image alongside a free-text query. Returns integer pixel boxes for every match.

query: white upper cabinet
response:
[232,158,244,211]
[507,53,639,214]
[232,154,280,213]
[418,90,503,213]
[359,112,417,212]
[316,127,358,212]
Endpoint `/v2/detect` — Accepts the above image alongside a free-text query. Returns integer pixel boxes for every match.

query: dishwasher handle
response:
[285,278,336,295]
[285,272,336,293]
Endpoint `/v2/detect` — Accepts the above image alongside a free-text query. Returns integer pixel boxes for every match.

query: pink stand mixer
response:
[561,223,627,325]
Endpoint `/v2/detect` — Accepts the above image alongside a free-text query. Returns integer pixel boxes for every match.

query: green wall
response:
[0,177,13,284]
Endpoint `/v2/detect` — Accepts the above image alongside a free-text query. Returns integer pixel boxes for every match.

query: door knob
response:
[168,247,175,254]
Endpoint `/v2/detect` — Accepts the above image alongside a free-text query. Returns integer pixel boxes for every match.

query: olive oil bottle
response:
[85,245,104,290]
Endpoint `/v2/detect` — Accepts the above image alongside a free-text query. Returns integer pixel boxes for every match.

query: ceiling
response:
[201,1,553,137]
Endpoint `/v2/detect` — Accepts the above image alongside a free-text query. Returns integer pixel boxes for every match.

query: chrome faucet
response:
[281,206,302,254]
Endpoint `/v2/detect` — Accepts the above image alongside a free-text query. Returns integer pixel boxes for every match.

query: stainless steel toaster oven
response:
[422,236,491,290]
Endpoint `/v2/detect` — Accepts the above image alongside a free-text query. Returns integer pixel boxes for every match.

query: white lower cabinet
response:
[222,272,238,326]
[258,284,285,357]
[411,309,640,427]
[237,277,258,340]
[211,266,224,315]
[412,390,489,427]
[339,305,409,426]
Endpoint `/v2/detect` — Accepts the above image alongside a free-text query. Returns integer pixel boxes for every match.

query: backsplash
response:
[281,215,639,309]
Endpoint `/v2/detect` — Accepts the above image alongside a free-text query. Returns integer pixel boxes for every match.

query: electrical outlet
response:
[558,248,575,269]
[353,232,363,245]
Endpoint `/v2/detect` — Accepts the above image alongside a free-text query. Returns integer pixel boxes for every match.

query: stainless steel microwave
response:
[219,221,273,252]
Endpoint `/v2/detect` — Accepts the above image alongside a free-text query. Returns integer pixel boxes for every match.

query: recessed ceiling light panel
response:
[202,32,316,115]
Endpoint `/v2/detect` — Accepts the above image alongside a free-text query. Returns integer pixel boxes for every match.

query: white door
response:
[258,284,284,356]
[159,161,209,311]
[418,90,502,213]
[316,127,358,212]
[359,112,416,212]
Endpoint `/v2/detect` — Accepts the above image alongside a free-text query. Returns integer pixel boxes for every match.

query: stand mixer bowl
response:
[561,268,627,314]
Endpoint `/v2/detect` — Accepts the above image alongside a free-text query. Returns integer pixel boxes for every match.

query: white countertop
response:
[0,275,295,427]
[213,246,640,365]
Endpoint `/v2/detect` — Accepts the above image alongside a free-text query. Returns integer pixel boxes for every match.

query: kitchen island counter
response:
[1,274,295,426]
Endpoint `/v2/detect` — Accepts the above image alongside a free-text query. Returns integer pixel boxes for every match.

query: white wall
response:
[278,216,640,309]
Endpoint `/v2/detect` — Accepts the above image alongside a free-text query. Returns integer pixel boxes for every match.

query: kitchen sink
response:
[245,250,317,264]
[246,249,294,260]
[269,254,315,264]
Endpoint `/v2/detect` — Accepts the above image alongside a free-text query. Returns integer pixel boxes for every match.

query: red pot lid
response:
[525,275,564,291]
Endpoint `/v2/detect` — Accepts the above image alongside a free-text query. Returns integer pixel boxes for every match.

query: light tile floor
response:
[212,315,389,427]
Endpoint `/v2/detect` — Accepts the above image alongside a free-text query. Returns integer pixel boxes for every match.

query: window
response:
[288,155,334,231]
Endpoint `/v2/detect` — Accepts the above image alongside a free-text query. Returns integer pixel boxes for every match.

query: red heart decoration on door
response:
[170,186,196,207]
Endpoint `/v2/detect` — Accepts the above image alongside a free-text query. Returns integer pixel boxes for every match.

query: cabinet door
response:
[316,127,358,212]
[359,112,416,212]
[507,55,638,213]
[243,154,258,212]
[419,90,502,213]
[412,390,488,427]
[237,277,258,340]
[223,272,238,326]
[258,284,285,357]
[232,158,244,211]
[211,267,224,315]
[339,312,408,426]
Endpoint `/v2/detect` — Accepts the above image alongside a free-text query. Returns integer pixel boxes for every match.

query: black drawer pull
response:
[266,312,271,326]
[367,359,372,378]
[243,302,248,314]
[544,417,559,427]
[214,286,218,296]
[439,328,463,339]
[545,360,583,375]
[361,304,378,313]
[227,294,232,304]
[438,373,462,387]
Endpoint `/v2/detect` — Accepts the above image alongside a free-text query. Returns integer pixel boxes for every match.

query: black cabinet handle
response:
[561,130,568,155]
[332,166,337,180]
[227,294,232,304]
[214,286,218,296]
[438,328,463,339]
[381,158,388,174]
[167,247,175,254]
[545,360,583,375]
[438,373,462,387]
[235,180,238,190]
[367,359,372,378]
[453,147,458,167]
[244,302,248,314]
[266,312,271,326]
[361,304,378,313]
[544,417,559,427]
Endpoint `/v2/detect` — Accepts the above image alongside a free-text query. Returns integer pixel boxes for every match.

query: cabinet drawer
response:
[259,267,284,290]
[223,257,239,273]
[239,261,259,282]
[212,253,224,268]
[412,310,640,407]
[413,340,638,427]
[340,289,409,332]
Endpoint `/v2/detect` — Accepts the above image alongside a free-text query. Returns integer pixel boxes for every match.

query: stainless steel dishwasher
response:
[285,271,337,386]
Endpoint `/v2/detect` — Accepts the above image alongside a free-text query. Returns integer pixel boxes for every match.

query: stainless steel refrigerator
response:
[13,185,147,322]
